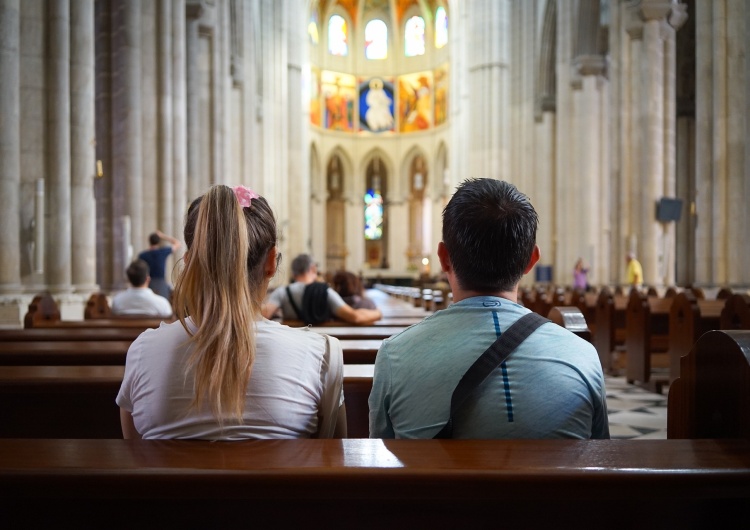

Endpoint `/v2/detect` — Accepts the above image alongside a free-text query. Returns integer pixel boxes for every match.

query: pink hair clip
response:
[232,185,259,208]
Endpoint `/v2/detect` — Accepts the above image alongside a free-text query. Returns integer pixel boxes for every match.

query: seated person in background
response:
[368,178,609,440]
[138,230,181,300]
[117,185,346,440]
[111,259,174,318]
[262,254,382,325]
[332,270,377,310]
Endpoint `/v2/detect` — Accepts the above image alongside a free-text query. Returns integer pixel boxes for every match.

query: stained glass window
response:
[435,7,448,48]
[328,15,348,56]
[365,19,388,60]
[364,189,384,240]
[405,16,425,57]
[307,14,318,46]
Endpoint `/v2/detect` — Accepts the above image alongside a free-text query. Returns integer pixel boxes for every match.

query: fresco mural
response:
[309,66,321,127]
[398,71,433,133]
[358,77,395,133]
[434,64,449,126]
[322,70,356,132]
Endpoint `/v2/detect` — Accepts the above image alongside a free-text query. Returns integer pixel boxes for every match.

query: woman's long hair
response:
[172,185,277,422]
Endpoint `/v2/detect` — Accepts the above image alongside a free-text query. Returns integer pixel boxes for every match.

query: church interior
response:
[0,0,749,521]
[0,0,747,324]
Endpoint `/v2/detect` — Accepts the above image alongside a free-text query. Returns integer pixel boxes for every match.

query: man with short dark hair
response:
[262,253,382,325]
[112,259,174,317]
[369,178,609,439]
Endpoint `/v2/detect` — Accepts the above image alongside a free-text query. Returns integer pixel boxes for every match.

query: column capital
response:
[625,1,688,35]
[573,54,607,77]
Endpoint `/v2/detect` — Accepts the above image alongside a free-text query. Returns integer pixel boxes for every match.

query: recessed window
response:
[435,7,448,48]
[328,15,348,56]
[405,16,425,57]
[365,19,388,60]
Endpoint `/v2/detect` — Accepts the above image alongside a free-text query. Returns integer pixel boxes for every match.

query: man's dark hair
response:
[148,233,161,246]
[291,254,315,278]
[126,259,150,287]
[442,178,538,292]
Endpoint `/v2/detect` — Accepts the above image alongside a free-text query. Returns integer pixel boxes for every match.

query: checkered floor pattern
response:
[605,375,668,439]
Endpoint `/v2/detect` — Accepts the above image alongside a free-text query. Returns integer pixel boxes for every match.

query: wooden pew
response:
[668,330,750,439]
[24,292,173,328]
[592,287,627,375]
[0,364,375,439]
[625,289,672,393]
[282,317,423,327]
[0,327,147,342]
[1,438,748,528]
[720,293,750,330]
[307,326,406,340]
[547,307,592,342]
[0,339,381,367]
[668,292,724,383]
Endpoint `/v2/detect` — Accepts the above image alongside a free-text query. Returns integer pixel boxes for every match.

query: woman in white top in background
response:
[117,185,346,439]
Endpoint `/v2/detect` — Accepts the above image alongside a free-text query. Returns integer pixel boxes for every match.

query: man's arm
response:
[261,302,280,319]
[156,229,181,252]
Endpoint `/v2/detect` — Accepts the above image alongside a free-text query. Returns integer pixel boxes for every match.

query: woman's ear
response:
[265,247,278,278]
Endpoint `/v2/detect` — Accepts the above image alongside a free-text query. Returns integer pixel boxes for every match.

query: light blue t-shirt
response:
[368,296,610,439]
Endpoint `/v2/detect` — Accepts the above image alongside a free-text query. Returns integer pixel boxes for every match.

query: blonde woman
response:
[117,185,346,439]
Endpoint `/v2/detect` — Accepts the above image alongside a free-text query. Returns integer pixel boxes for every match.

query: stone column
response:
[70,0,98,292]
[157,0,173,235]
[0,0,21,292]
[119,0,143,261]
[726,0,748,285]
[47,0,73,293]
[172,0,187,239]
[467,0,510,180]
[185,2,201,201]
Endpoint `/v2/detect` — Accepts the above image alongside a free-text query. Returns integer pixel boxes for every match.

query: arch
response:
[400,145,430,196]
[433,142,449,198]
[358,148,396,202]
[325,145,356,200]
[323,5,355,58]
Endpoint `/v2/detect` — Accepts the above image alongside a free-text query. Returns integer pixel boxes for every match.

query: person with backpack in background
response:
[262,254,382,325]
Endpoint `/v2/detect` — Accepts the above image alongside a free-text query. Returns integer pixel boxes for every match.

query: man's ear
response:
[437,242,452,273]
[523,245,541,274]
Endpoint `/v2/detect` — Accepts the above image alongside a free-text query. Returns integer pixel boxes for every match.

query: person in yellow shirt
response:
[626,252,643,288]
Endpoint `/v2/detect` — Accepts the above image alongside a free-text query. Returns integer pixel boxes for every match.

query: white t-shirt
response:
[116,318,344,439]
[111,288,173,317]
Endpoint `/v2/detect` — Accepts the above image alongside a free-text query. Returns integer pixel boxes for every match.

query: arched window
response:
[365,19,388,60]
[328,14,348,56]
[404,16,425,57]
[364,189,384,240]
[435,7,448,48]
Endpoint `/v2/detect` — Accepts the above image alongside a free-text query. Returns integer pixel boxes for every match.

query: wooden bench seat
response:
[0,364,376,438]
[0,339,381,366]
[0,327,147,342]
[1,438,748,527]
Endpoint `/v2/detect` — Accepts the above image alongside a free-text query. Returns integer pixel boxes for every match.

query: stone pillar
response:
[172,0,187,240]
[157,0,173,235]
[0,0,21,292]
[140,0,157,241]
[554,0,575,282]
[185,2,201,201]
[119,0,143,261]
[70,0,98,292]
[467,0,510,180]
[726,0,748,285]
[47,0,72,293]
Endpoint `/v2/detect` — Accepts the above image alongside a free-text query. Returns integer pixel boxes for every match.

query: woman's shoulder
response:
[257,319,328,348]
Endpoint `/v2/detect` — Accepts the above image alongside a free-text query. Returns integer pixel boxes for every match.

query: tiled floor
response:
[605,375,668,439]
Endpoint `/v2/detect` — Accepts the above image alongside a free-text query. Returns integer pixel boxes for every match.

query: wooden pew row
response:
[668,292,723,384]
[1,438,748,528]
[0,309,593,440]
[282,317,423,327]
[0,339,382,366]
[668,330,750,439]
[0,364,376,439]
[625,290,673,393]
[592,287,628,374]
